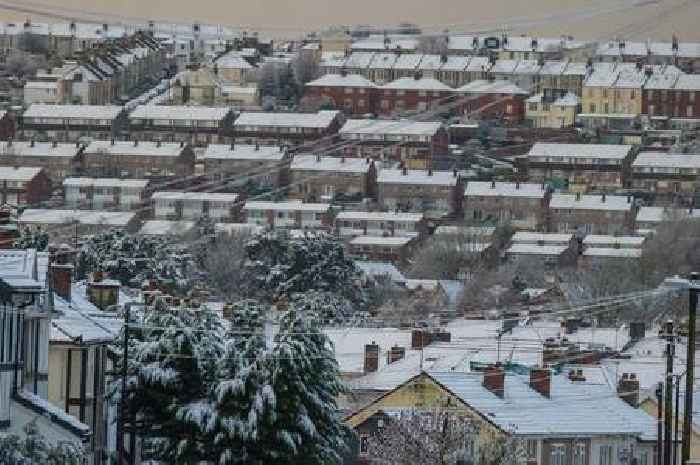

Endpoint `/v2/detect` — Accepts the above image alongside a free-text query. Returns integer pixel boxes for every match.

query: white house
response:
[151,191,239,221]
[63,178,149,210]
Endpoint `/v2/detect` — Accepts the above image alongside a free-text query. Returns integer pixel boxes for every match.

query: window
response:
[529,103,539,111]
[599,445,613,465]
[573,443,586,465]
[688,106,694,118]
[589,103,596,113]
[551,444,566,465]
[640,452,649,465]
[526,440,538,461]
[359,435,369,455]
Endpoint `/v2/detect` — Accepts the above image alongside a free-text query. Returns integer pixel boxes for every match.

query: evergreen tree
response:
[265,306,351,465]
[0,420,84,465]
[243,231,366,311]
[122,301,225,464]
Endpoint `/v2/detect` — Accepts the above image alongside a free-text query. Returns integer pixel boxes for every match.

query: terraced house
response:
[289,154,377,202]
[523,143,635,192]
[232,110,344,148]
[0,140,83,183]
[80,140,195,179]
[19,104,126,142]
[338,119,447,169]
[631,152,700,196]
[377,168,463,219]
[128,105,235,145]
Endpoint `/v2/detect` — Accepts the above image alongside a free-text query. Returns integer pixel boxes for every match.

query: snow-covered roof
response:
[368,52,399,69]
[583,248,643,258]
[391,53,424,70]
[151,191,239,202]
[215,52,254,69]
[343,52,375,69]
[234,110,341,129]
[434,226,495,237]
[636,206,700,224]
[465,181,547,198]
[244,201,330,212]
[506,243,570,256]
[202,144,286,161]
[23,104,123,120]
[465,56,490,72]
[339,119,442,137]
[51,283,122,343]
[24,81,59,90]
[19,209,136,226]
[336,211,423,222]
[0,166,44,181]
[538,60,569,76]
[290,155,371,173]
[456,80,528,95]
[84,140,186,157]
[139,220,196,236]
[377,169,458,186]
[0,141,81,158]
[511,232,573,244]
[554,93,579,106]
[306,74,376,88]
[418,54,444,71]
[0,248,48,289]
[490,59,519,74]
[427,371,656,437]
[675,74,700,91]
[632,152,700,169]
[528,143,633,160]
[439,55,470,72]
[130,105,232,122]
[582,235,645,247]
[550,194,633,211]
[215,223,264,235]
[382,77,452,92]
[63,177,149,189]
[349,235,413,247]
[354,261,406,283]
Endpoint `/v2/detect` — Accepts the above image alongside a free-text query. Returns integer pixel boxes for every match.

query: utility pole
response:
[117,304,131,464]
[683,272,700,465]
[664,320,674,465]
[657,382,664,465]
[674,373,683,465]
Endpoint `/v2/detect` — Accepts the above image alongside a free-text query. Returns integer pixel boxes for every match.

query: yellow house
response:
[639,393,700,463]
[346,369,658,465]
[526,93,579,128]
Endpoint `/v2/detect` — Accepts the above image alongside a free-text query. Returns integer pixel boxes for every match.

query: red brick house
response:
[377,76,454,116]
[338,119,448,169]
[0,166,52,206]
[304,73,378,115]
[455,80,529,123]
[643,74,700,128]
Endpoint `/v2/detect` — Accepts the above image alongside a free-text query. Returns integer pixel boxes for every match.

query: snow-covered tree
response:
[366,410,524,465]
[14,226,48,251]
[120,302,225,464]
[242,231,366,310]
[265,306,351,465]
[0,420,84,465]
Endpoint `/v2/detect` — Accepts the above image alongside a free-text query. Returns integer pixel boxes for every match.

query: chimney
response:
[30,140,35,147]
[402,166,408,176]
[483,365,505,398]
[364,342,380,373]
[411,329,432,349]
[366,157,370,164]
[50,264,73,302]
[530,368,551,397]
[575,192,581,201]
[52,140,57,148]
[601,193,606,203]
[428,167,433,176]
[230,142,235,151]
[134,140,139,147]
[87,273,121,311]
[515,181,520,190]
[627,195,632,204]
[387,346,406,364]
[617,373,640,407]
[340,156,346,163]
[453,168,458,177]
[110,138,115,145]
[255,143,260,151]
[316,153,321,162]
[568,368,586,382]
[491,180,496,189]
[156,140,162,147]
[629,321,646,341]
[180,141,185,148]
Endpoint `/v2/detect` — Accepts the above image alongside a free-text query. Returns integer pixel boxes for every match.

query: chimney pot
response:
[50,264,73,302]
[491,180,496,189]
[617,372,640,407]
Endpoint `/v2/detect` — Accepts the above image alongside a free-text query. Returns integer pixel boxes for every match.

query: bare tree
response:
[366,409,524,465]
[639,218,700,286]
[293,52,319,87]
[4,52,47,79]
[408,231,495,280]
[198,230,252,301]
[416,35,449,55]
